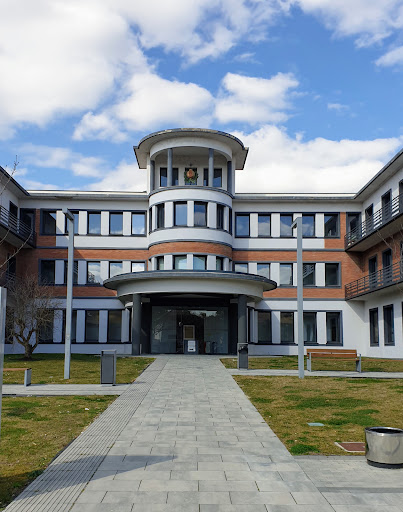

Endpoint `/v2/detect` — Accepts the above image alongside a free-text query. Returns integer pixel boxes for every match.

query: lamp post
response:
[0,287,7,438]
[291,217,304,379]
[63,208,74,379]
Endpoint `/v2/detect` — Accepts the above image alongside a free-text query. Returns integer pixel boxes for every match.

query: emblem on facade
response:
[184,168,198,185]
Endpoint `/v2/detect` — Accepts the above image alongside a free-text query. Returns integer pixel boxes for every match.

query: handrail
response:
[0,205,36,246]
[345,193,402,248]
[345,260,403,299]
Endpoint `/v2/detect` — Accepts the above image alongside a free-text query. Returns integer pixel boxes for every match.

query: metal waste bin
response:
[184,340,198,354]
[237,343,248,370]
[365,426,403,467]
[101,350,116,385]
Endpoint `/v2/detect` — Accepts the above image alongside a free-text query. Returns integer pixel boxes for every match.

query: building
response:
[1,128,403,357]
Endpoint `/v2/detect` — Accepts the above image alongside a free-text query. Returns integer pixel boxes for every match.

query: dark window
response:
[7,256,16,278]
[38,315,54,343]
[40,260,55,284]
[257,263,270,278]
[217,204,224,230]
[304,312,317,344]
[382,249,393,284]
[325,263,340,286]
[303,264,315,286]
[160,168,167,187]
[194,202,207,227]
[110,212,123,235]
[347,213,360,234]
[302,214,315,237]
[203,168,208,186]
[365,205,374,233]
[324,214,339,237]
[172,168,179,186]
[9,201,18,218]
[88,212,101,235]
[228,208,233,234]
[64,260,78,285]
[281,312,294,343]
[382,191,392,222]
[383,305,395,345]
[64,210,79,235]
[280,214,293,237]
[108,310,122,342]
[174,255,187,269]
[234,263,248,273]
[132,212,146,235]
[149,208,153,232]
[258,214,271,237]
[62,310,77,343]
[193,255,206,270]
[174,202,187,226]
[8,203,18,231]
[156,204,165,229]
[20,208,35,230]
[131,262,145,272]
[85,310,99,342]
[109,261,123,278]
[280,263,293,286]
[369,308,379,346]
[213,168,222,187]
[216,256,223,271]
[87,262,102,284]
[258,311,272,343]
[42,210,57,235]
[369,256,378,289]
[235,214,250,237]
[326,312,341,344]
[156,256,164,270]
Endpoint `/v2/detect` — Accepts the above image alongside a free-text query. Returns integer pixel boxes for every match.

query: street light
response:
[291,217,304,379]
[0,287,7,438]
[63,208,75,379]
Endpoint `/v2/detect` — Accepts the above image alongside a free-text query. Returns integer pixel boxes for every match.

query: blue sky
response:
[1,0,403,193]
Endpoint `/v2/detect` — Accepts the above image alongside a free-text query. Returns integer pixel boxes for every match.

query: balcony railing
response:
[345,260,403,300]
[0,205,36,246]
[345,194,403,249]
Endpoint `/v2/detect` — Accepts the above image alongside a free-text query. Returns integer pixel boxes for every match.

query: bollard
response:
[237,343,248,370]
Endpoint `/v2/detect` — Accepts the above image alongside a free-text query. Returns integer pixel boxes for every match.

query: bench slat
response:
[3,367,32,371]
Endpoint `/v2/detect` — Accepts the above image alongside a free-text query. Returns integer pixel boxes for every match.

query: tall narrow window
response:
[368,256,378,289]
[258,311,272,344]
[42,210,57,235]
[85,310,99,342]
[149,208,153,232]
[62,310,77,343]
[303,264,315,286]
[156,256,164,270]
[213,168,222,187]
[217,204,224,230]
[235,214,250,237]
[160,168,167,187]
[108,310,122,342]
[216,256,223,271]
[110,212,123,235]
[88,212,101,235]
[382,249,393,285]
[280,312,294,343]
[65,210,79,235]
[174,202,187,226]
[109,261,123,278]
[382,191,392,222]
[174,255,187,269]
[324,214,339,237]
[193,255,206,270]
[228,208,233,234]
[156,204,165,229]
[40,260,55,284]
[304,312,317,344]
[346,213,360,237]
[172,168,179,186]
[280,263,293,286]
[302,214,315,237]
[203,168,208,186]
[87,262,102,284]
[325,263,340,286]
[132,212,146,235]
[258,214,271,237]
[326,312,341,345]
[280,214,293,237]
[194,202,207,227]
[365,205,374,234]
[383,305,395,345]
[369,308,379,346]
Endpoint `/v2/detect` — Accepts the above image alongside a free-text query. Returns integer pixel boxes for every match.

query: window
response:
[281,312,294,343]
[131,262,145,272]
[42,210,57,235]
[280,263,293,286]
[280,214,293,237]
[132,212,146,235]
[258,214,271,237]
[213,168,222,187]
[364,205,374,234]
[109,261,123,278]
[369,256,378,289]
[194,202,207,227]
[160,167,167,187]
[40,260,55,284]
[302,214,315,237]
[87,262,102,284]
[64,210,79,235]
[110,212,123,235]
[174,255,187,269]
[383,305,395,345]
[88,212,101,235]
[149,208,153,232]
[234,263,248,273]
[325,263,340,286]
[258,311,272,344]
[216,256,223,271]
[257,263,270,279]
[172,168,179,186]
[217,204,224,230]
[64,260,78,285]
[347,213,360,234]
[326,312,341,345]
[303,264,315,286]
[62,310,77,343]
[156,203,165,229]
[304,312,317,344]
[235,214,250,237]
[203,168,208,186]
[38,317,54,343]
[156,256,164,270]
[174,202,187,226]
[324,214,339,237]
[85,310,99,342]
[228,208,233,234]
[369,308,379,346]
[20,208,35,231]
[193,255,206,270]
[382,191,392,222]
[108,310,122,342]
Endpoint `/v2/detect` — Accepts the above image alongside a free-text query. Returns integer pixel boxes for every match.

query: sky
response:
[1,0,403,194]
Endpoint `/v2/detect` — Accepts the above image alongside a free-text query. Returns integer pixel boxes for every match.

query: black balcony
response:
[0,205,36,247]
[345,194,403,251]
[345,261,403,300]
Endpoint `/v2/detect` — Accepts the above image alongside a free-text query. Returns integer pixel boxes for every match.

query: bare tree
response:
[6,273,60,359]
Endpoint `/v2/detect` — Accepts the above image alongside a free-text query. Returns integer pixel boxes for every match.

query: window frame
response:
[234,262,248,273]
[87,261,102,285]
[279,263,293,286]
[107,310,122,343]
[303,312,317,345]
[63,259,78,285]
[109,212,123,236]
[194,201,207,227]
[216,204,224,230]
[193,254,207,270]
[159,167,167,187]
[325,262,340,287]
[324,213,340,238]
[131,261,145,273]
[257,213,271,238]
[39,259,56,285]
[213,168,222,187]
[41,210,57,235]
[302,214,315,238]
[257,310,272,344]
[280,214,293,238]
[87,211,101,235]
[303,263,316,287]
[131,212,146,236]
[109,261,123,279]
[256,262,270,279]
[84,310,99,342]
[174,255,187,270]
[369,308,379,346]
[174,201,187,227]
[156,256,164,270]
[156,203,165,229]
[235,213,250,237]
[280,311,295,344]
[326,311,342,345]
[383,304,395,345]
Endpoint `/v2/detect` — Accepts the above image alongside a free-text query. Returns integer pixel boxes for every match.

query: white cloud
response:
[89,160,146,192]
[215,72,299,124]
[235,125,403,193]
[73,112,128,143]
[376,45,403,67]
[327,102,349,112]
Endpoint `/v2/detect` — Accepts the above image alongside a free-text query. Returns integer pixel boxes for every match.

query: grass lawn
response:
[2,354,155,385]
[0,395,115,510]
[235,375,403,456]
[221,355,403,372]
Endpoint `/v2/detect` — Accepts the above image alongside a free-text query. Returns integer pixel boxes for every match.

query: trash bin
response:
[365,426,403,467]
[237,343,248,370]
[101,350,116,385]
[184,340,198,354]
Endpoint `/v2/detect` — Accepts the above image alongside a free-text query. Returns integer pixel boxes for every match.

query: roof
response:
[0,165,30,198]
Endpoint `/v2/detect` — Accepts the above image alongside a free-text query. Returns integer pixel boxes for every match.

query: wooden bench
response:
[306,349,361,373]
[3,368,32,386]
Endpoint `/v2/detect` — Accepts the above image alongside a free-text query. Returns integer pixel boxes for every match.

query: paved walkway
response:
[4,356,403,512]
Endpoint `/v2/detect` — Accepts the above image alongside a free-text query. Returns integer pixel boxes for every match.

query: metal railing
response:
[0,205,36,246]
[0,269,16,288]
[345,260,403,299]
[345,194,403,249]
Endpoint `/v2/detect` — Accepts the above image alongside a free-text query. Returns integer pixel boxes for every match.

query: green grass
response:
[0,395,115,509]
[221,356,403,372]
[235,375,403,456]
[3,354,155,385]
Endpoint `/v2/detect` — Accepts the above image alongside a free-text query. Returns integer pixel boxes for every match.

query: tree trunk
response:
[24,343,34,360]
